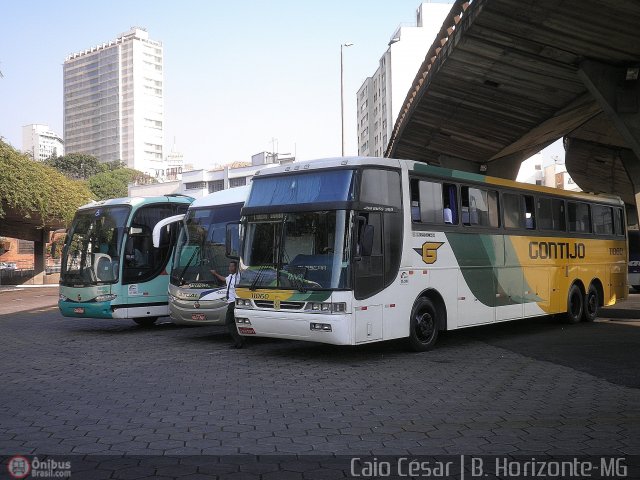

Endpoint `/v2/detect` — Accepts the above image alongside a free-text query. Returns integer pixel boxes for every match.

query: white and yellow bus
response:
[233,157,627,351]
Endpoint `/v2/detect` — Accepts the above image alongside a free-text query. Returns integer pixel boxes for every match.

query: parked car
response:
[0,262,16,270]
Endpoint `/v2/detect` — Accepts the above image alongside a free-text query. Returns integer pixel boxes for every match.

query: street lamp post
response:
[340,42,353,157]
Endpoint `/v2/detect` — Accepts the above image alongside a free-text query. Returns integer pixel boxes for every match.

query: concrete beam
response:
[436,154,482,174]
[0,221,47,242]
[579,59,640,223]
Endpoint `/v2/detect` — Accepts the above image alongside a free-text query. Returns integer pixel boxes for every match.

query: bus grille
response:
[253,300,304,310]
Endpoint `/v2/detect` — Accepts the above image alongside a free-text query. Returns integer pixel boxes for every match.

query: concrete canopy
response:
[385,0,640,201]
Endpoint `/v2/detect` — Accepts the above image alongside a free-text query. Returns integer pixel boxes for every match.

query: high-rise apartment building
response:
[357,2,452,157]
[63,27,164,175]
[22,124,64,161]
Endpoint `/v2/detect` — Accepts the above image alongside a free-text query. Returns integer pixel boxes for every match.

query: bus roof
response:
[252,156,624,206]
[190,185,251,209]
[77,194,193,211]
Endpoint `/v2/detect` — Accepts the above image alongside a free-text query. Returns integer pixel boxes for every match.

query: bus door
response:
[353,212,383,343]
[123,204,180,304]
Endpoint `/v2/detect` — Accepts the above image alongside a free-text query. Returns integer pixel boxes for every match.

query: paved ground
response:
[0,288,639,478]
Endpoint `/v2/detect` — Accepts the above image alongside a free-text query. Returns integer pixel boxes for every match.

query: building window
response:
[208,180,224,193]
[184,181,206,190]
[18,240,34,254]
[229,177,247,188]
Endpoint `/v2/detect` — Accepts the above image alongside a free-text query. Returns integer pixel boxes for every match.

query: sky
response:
[0,0,563,170]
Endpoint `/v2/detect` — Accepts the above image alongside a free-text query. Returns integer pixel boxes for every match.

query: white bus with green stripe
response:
[234,157,627,351]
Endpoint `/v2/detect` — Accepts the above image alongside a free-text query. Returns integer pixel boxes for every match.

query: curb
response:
[600,308,640,320]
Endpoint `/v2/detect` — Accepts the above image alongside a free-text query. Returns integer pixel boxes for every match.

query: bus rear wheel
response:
[564,284,584,324]
[407,297,439,352]
[583,285,599,322]
[133,317,157,327]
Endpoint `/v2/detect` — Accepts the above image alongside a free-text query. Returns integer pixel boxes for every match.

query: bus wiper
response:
[291,266,308,293]
[177,246,200,285]
[275,215,288,289]
[249,265,269,291]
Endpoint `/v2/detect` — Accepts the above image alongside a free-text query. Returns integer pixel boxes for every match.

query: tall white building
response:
[357,2,452,157]
[63,27,164,175]
[22,124,64,161]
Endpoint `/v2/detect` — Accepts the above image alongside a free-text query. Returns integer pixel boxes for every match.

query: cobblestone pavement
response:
[0,292,639,478]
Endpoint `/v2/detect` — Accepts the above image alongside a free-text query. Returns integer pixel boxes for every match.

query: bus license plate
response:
[73,307,84,314]
[191,313,206,321]
[238,327,255,335]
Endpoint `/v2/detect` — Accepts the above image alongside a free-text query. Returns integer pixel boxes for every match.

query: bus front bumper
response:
[233,309,352,345]
[59,300,113,319]
[169,299,228,325]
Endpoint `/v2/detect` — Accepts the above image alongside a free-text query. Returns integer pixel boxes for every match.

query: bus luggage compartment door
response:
[355,305,382,343]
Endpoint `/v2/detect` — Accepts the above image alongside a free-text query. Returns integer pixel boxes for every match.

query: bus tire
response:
[407,297,439,352]
[133,317,157,327]
[564,284,584,324]
[583,284,599,322]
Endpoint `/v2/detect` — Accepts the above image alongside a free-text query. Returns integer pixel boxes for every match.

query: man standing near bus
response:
[211,260,244,349]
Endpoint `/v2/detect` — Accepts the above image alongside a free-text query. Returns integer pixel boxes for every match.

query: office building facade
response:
[63,28,164,175]
[22,124,64,161]
[357,2,452,157]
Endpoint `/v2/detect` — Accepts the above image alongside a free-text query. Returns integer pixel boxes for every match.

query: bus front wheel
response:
[133,317,157,327]
[564,285,584,324]
[583,285,599,322]
[407,297,439,352]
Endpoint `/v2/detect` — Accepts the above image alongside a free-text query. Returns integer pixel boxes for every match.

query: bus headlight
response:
[59,294,68,302]
[95,294,117,302]
[236,317,251,325]
[306,302,347,314]
[236,299,253,308]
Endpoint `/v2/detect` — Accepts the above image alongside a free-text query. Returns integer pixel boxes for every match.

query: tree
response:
[45,153,106,179]
[87,168,148,200]
[0,141,92,224]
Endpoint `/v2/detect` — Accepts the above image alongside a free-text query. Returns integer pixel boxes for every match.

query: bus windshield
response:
[171,204,242,287]
[239,210,351,291]
[245,169,355,207]
[61,206,130,285]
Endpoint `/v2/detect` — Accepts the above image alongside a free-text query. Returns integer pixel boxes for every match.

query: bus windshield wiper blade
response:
[177,246,200,285]
[249,265,269,291]
[293,266,308,293]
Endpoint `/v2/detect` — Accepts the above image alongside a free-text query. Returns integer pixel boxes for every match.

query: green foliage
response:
[45,152,105,179]
[0,141,93,225]
[87,168,148,200]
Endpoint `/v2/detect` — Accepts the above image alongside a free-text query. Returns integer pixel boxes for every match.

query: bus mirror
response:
[354,215,374,259]
[124,236,134,257]
[129,226,143,236]
[226,222,240,259]
[361,225,374,257]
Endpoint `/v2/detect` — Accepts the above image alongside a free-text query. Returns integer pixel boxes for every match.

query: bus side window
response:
[418,180,443,224]
[614,208,625,236]
[593,205,614,235]
[537,197,566,231]
[568,202,591,233]
[503,193,522,229]
[442,183,458,224]
[410,179,421,222]
[524,195,536,229]
[410,179,458,225]
[461,187,499,227]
